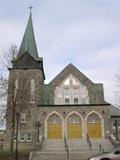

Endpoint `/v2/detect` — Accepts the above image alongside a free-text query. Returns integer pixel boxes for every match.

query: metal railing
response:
[99,144,104,153]
[39,136,44,150]
[64,135,69,160]
[35,135,44,151]
[86,134,92,151]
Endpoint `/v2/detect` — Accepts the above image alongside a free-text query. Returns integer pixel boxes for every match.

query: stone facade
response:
[3,13,120,151]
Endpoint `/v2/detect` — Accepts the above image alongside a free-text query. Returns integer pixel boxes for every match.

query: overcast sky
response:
[0,0,120,105]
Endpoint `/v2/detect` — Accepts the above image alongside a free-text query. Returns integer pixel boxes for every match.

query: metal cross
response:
[29,5,33,14]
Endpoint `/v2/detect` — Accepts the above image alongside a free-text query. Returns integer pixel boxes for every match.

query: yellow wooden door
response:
[48,124,62,139]
[87,123,101,138]
[67,123,82,138]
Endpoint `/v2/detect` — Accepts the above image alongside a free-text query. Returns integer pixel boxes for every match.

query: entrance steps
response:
[30,150,102,160]
[90,138,113,152]
[42,139,65,151]
[67,139,89,151]
[29,138,114,160]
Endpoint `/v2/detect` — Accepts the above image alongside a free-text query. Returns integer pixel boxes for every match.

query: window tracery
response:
[67,113,81,123]
[47,113,61,124]
[87,113,101,123]
[54,74,89,104]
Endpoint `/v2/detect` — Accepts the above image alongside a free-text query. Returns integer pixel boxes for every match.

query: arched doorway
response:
[87,112,102,138]
[47,113,62,139]
[67,113,82,138]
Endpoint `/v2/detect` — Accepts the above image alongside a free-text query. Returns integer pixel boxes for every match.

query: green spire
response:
[18,13,39,60]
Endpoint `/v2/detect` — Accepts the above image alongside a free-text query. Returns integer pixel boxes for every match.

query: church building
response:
[4,13,120,151]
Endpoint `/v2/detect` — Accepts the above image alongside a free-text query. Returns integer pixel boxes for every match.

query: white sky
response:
[0,0,120,105]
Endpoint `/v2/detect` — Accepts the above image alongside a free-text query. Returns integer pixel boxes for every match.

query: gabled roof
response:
[47,63,106,104]
[110,105,120,117]
[18,13,39,60]
[49,63,94,87]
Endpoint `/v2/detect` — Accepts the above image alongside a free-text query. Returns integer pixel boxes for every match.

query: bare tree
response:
[0,77,8,128]
[0,44,17,71]
[0,45,34,159]
[7,71,30,154]
[114,72,120,107]
[0,45,18,128]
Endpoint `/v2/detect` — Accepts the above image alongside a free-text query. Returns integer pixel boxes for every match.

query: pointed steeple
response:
[18,13,39,60]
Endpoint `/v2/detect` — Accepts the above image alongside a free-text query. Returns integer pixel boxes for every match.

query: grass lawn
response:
[0,150,30,160]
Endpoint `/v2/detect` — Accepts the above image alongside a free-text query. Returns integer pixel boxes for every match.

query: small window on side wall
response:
[20,133,25,142]
[26,133,32,142]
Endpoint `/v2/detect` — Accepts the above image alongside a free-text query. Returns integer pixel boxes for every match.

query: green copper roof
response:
[18,13,39,60]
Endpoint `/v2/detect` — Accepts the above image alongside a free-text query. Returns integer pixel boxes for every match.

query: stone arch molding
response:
[85,111,105,138]
[45,110,104,139]
[45,111,64,139]
[65,111,84,138]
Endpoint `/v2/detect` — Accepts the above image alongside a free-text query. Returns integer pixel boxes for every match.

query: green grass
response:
[0,150,30,160]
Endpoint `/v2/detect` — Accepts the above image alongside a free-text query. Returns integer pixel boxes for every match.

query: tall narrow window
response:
[14,79,18,101]
[64,88,70,97]
[21,113,26,123]
[31,79,35,102]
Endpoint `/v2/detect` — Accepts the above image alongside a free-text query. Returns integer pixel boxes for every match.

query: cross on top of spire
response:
[29,5,33,15]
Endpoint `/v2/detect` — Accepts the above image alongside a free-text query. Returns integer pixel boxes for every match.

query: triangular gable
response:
[49,63,94,88]
[44,64,106,105]
[13,52,38,68]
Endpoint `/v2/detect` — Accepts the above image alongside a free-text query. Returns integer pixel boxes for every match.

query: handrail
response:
[64,135,69,160]
[35,136,44,151]
[86,134,92,151]
[108,134,120,147]
[99,144,104,153]
[39,136,44,150]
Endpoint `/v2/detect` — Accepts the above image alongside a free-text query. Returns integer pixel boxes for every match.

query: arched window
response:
[67,113,81,124]
[47,113,61,124]
[87,113,101,123]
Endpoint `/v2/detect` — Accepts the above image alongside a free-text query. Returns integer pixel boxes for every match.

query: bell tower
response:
[6,12,45,150]
[7,12,45,113]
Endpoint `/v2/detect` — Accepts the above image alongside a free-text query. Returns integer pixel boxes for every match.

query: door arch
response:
[47,113,62,139]
[87,112,102,138]
[67,113,82,139]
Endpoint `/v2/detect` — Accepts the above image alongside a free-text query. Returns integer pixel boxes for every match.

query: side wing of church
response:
[2,13,120,151]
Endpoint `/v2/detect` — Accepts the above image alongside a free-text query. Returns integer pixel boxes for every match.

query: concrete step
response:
[67,139,89,151]
[42,139,65,151]
[42,139,90,151]
[90,138,113,152]
[30,150,102,160]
